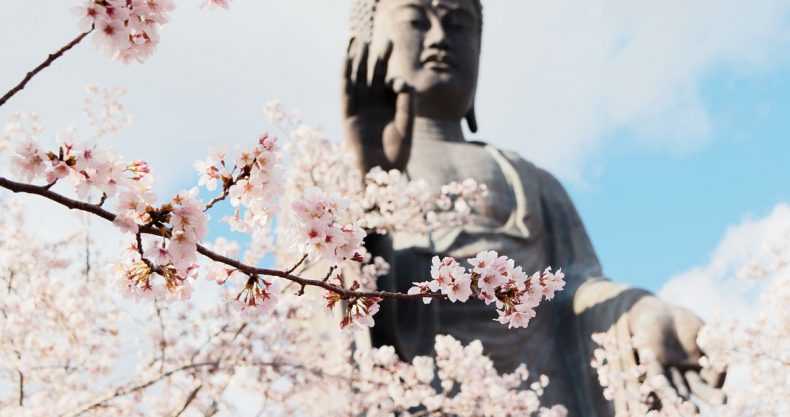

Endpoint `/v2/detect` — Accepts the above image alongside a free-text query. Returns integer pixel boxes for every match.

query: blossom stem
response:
[0,176,446,302]
[0,30,92,108]
[284,253,308,274]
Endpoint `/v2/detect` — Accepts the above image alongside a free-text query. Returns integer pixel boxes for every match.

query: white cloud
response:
[1,1,789,186]
[659,203,790,320]
[478,0,790,182]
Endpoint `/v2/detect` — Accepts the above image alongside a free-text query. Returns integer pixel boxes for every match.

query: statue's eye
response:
[398,7,429,30]
[410,18,430,30]
[442,12,474,32]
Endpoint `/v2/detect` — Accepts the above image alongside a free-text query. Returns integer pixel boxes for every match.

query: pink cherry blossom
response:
[201,0,232,10]
[112,213,139,234]
[496,298,539,329]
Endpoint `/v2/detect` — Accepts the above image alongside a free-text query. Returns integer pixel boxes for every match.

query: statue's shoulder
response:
[467,140,538,171]
[469,140,570,202]
[469,140,557,184]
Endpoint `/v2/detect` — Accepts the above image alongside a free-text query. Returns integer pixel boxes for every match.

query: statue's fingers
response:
[342,55,355,116]
[698,349,726,388]
[354,42,371,99]
[381,78,414,170]
[701,365,726,389]
[668,366,691,399]
[391,79,415,139]
[370,40,393,97]
[686,370,727,405]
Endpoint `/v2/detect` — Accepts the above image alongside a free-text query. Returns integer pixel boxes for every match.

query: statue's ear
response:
[465,106,478,133]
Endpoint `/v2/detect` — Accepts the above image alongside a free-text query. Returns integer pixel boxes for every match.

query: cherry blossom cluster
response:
[408,252,566,329]
[349,335,568,416]
[1,88,564,337]
[695,239,790,417]
[1,112,42,155]
[229,274,278,318]
[115,188,208,302]
[194,133,283,233]
[361,167,489,233]
[72,0,176,63]
[0,201,123,416]
[201,0,233,10]
[591,236,790,417]
[0,202,569,415]
[263,99,302,126]
[590,333,700,417]
[274,111,488,236]
[289,186,366,265]
[82,84,133,138]
[8,117,153,200]
[325,291,382,331]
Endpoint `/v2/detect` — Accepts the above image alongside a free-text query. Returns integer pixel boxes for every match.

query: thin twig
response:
[154,301,167,372]
[321,265,337,283]
[96,192,108,207]
[17,370,24,407]
[285,253,308,274]
[135,232,145,257]
[0,176,446,302]
[171,384,203,417]
[61,361,217,417]
[204,187,230,211]
[0,30,93,108]
[204,173,244,212]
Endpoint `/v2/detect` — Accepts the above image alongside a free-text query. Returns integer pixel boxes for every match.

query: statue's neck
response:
[413,117,466,143]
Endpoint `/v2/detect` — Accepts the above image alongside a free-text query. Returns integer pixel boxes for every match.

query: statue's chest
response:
[406,141,517,226]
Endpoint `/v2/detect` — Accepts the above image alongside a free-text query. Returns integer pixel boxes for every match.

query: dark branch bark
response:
[0,30,92,108]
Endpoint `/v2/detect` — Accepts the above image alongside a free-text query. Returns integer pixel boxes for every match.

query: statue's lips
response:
[421,53,455,71]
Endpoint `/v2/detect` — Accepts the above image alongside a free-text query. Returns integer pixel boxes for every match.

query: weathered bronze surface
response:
[342,1,725,415]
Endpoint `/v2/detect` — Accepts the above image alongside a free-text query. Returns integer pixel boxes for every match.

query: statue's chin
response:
[411,71,474,109]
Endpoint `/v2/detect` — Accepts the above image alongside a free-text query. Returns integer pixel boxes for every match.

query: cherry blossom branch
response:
[62,359,359,417]
[198,245,442,300]
[60,360,246,417]
[0,175,444,302]
[0,30,92,108]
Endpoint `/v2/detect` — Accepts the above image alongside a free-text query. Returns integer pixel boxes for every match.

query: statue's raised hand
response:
[629,297,726,407]
[342,40,415,173]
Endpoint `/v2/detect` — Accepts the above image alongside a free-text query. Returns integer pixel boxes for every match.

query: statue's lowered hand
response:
[629,296,727,407]
[342,39,415,173]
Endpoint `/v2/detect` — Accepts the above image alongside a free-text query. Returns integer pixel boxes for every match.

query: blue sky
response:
[1,0,789,298]
[573,69,790,291]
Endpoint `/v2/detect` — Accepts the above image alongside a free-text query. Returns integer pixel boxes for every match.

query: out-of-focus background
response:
[1,0,789,319]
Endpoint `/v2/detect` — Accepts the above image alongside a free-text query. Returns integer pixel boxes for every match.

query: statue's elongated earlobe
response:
[465,106,478,133]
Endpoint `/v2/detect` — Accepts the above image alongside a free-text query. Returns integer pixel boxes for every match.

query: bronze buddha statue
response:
[341,1,725,415]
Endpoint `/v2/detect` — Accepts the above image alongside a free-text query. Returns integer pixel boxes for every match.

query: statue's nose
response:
[424,19,450,50]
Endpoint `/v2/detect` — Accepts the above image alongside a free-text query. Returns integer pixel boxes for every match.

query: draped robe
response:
[377,140,651,417]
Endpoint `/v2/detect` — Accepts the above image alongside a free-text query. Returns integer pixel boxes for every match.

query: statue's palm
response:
[342,40,414,173]
[629,296,726,407]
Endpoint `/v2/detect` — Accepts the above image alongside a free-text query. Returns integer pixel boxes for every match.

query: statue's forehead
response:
[381,0,477,14]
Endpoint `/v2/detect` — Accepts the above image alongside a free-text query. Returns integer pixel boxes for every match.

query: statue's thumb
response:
[391,78,415,138]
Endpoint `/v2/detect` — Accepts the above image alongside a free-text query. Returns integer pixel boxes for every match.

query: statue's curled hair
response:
[349,0,483,43]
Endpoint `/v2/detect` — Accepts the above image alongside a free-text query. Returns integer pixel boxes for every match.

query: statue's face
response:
[372,0,480,119]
